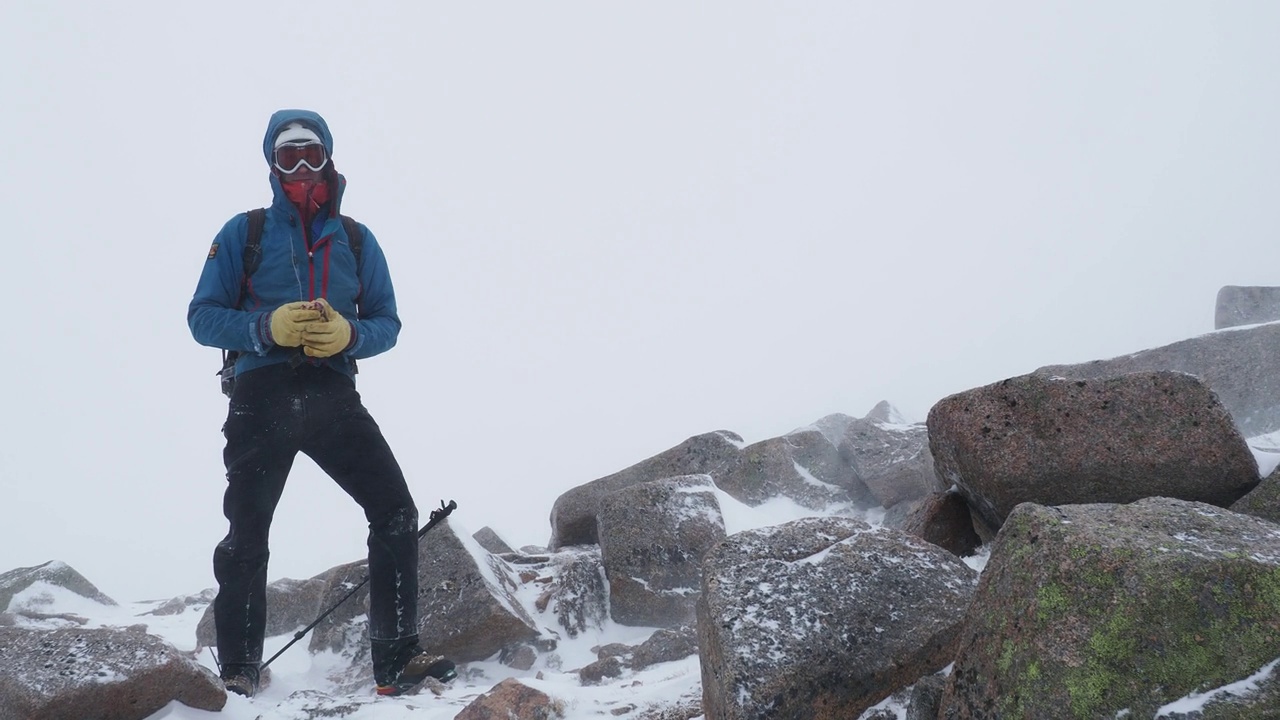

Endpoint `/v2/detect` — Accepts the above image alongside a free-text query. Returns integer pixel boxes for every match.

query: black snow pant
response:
[212,362,420,678]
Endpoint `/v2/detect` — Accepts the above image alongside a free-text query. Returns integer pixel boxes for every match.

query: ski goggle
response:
[273,141,329,174]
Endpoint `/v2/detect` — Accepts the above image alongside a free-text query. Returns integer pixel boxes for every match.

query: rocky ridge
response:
[6,289,1280,718]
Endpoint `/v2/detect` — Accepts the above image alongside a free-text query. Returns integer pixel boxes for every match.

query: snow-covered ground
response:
[7,489,843,720]
[9,544,702,720]
[9,441,1280,719]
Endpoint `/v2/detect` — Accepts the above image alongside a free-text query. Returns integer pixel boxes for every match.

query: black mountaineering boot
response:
[373,638,456,696]
[221,662,261,698]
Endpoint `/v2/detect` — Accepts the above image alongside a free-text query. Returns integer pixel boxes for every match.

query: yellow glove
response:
[270,301,324,347]
[301,298,353,358]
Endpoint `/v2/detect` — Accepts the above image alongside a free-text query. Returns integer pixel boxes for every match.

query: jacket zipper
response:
[307,228,333,300]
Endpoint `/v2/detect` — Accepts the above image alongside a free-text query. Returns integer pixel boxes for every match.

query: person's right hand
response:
[269,301,324,347]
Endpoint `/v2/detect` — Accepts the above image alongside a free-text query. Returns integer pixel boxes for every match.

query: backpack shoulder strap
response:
[340,214,363,267]
[221,208,267,387]
[339,215,366,375]
[244,208,266,277]
[233,208,267,311]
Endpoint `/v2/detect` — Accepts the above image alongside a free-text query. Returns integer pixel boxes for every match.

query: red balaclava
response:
[273,122,331,228]
[281,175,330,224]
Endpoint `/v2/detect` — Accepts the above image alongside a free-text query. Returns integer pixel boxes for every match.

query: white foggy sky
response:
[2,2,1278,602]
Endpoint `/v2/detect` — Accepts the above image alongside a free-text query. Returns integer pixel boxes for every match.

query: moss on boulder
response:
[941,498,1280,719]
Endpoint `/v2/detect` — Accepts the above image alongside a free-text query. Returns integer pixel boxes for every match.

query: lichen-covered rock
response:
[598,475,726,627]
[928,371,1258,535]
[549,430,743,549]
[698,517,977,719]
[940,498,1280,719]
[0,625,225,719]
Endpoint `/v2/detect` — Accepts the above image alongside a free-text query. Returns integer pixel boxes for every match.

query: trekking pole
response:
[260,499,457,671]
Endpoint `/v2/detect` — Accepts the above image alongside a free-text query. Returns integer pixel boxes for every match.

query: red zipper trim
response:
[308,232,333,300]
[308,246,317,301]
[321,242,332,298]
[301,213,316,301]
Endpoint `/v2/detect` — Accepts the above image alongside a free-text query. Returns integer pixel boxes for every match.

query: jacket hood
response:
[262,109,334,165]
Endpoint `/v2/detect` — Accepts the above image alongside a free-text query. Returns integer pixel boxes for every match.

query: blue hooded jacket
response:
[188,109,401,380]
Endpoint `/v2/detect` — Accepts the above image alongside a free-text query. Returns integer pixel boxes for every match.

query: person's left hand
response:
[301,298,353,357]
